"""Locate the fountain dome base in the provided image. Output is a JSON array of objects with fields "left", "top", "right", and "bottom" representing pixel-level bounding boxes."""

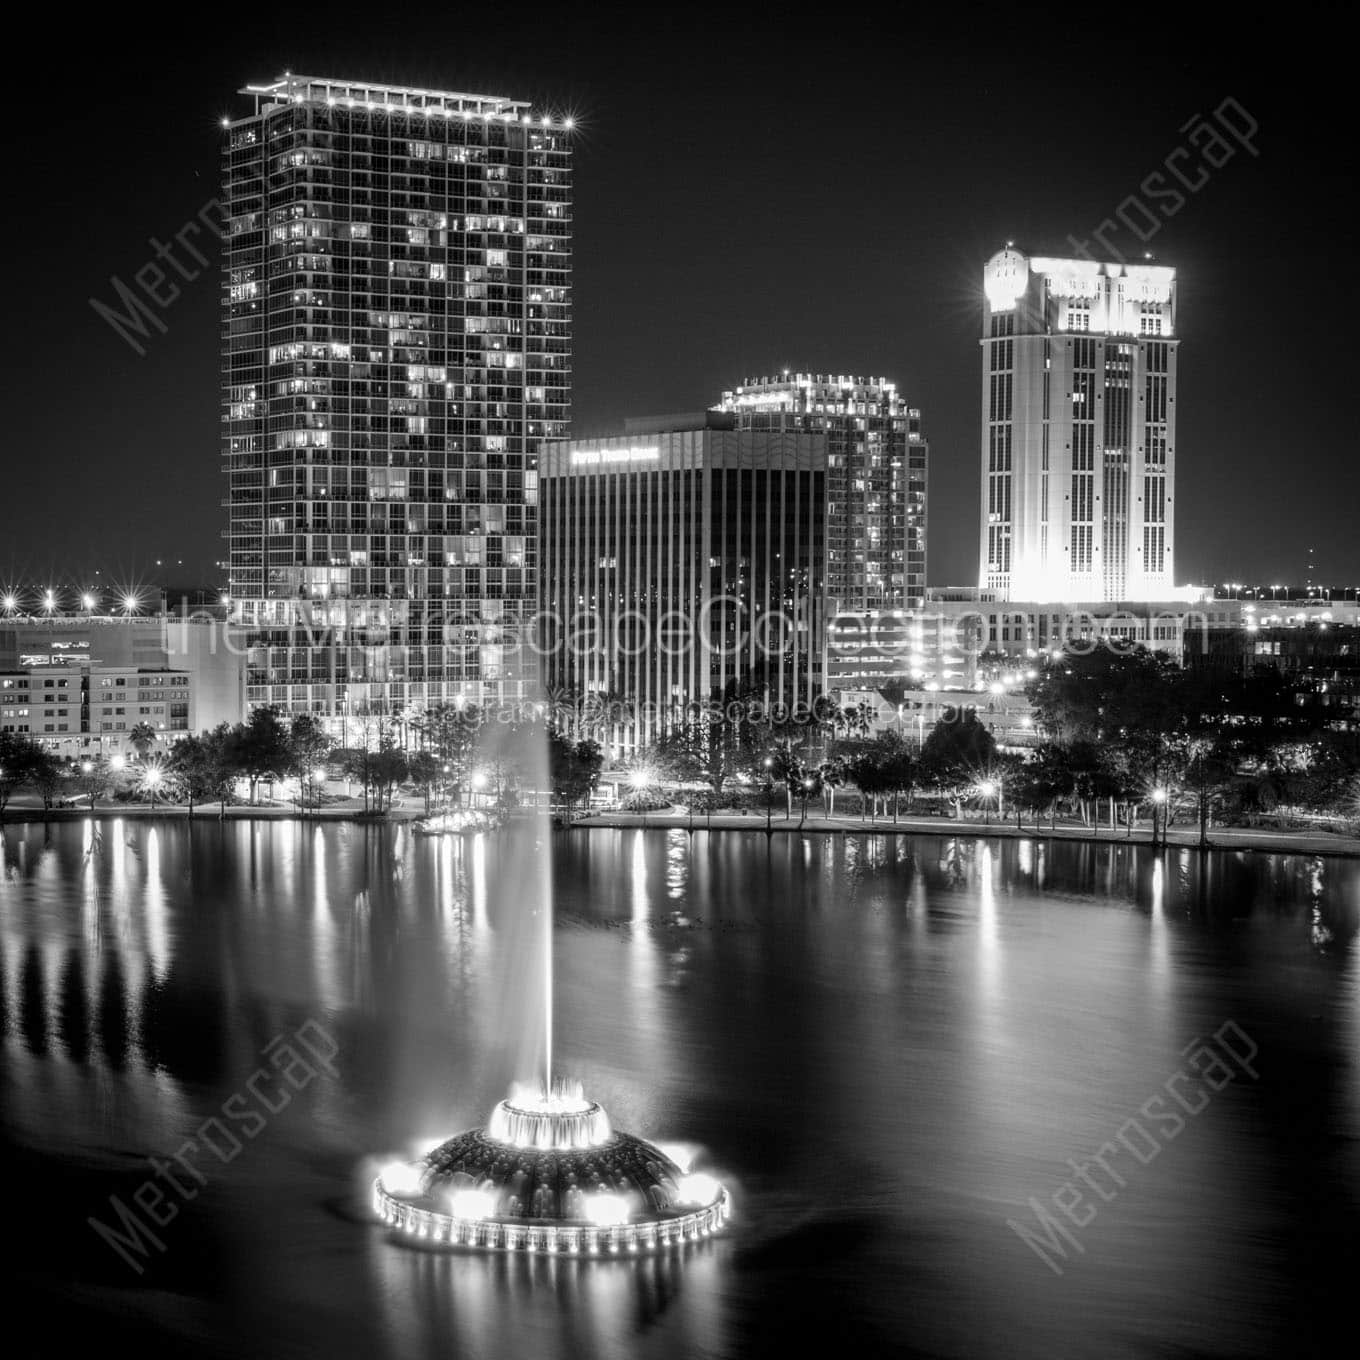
[{"left": 374, "top": 1082, "right": 729, "bottom": 1255}]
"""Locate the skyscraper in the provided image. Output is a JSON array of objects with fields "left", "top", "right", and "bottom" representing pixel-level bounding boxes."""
[
  {"left": 540, "top": 413, "right": 826, "bottom": 753},
  {"left": 222, "top": 74, "right": 571, "bottom": 721},
  {"left": 980, "top": 247, "right": 1177, "bottom": 602},
  {"left": 718, "top": 374, "right": 927, "bottom": 686}
]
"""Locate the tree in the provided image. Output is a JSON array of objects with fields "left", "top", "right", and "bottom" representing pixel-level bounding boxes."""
[
  {"left": 875, "top": 732, "right": 917, "bottom": 823},
  {"left": 1030, "top": 742, "right": 1076, "bottom": 829},
  {"left": 548, "top": 731, "right": 603, "bottom": 820},
  {"left": 1027, "top": 647, "right": 1182, "bottom": 746},
  {"left": 1176, "top": 736, "right": 1236, "bottom": 848},
  {"left": 76, "top": 756, "right": 113, "bottom": 811},
  {"left": 345, "top": 737, "right": 408, "bottom": 815},
  {"left": 0, "top": 732, "right": 43, "bottom": 819},
  {"left": 288, "top": 714, "right": 334, "bottom": 815},
  {"left": 169, "top": 734, "right": 235, "bottom": 817},
  {"left": 796, "top": 766, "right": 822, "bottom": 826},
  {"left": 235, "top": 706, "right": 292, "bottom": 804},
  {"left": 819, "top": 753, "right": 848, "bottom": 816},
  {"left": 920, "top": 712, "right": 997, "bottom": 816},
  {"left": 651, "top": 716, "right": 752, "bottom": 801},
  {"left": 30, "top": 749, "right": 65, "bottom": 816},
  {"left": 409, "top": 702, "right": 481, "bottom": 803},
  {"left": 407, "top": 750, "right": 442, "bottom": 814},
  {"left": 205, "top": 724, "right": 241, "bottom": 818},
  {"left": 763, "top": 737, "right": 805, "bottom": 817},
  {"left": 129, "top": 721, "right": 158, "bottom": 760},
  {"left": 842, "top": 741, "right": 889, "bottom": 821}
]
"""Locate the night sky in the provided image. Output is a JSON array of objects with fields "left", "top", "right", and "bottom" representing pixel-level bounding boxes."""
[{"left": 4, "top": 9, "right": 1354, "bottom": 595}]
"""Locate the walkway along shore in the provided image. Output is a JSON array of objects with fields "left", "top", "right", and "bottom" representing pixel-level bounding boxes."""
[
  {"left": 2, "top": 801, "right": 1356, "bottom": 859},
  {"left": 566, "top": 807, "right": 1360, "bottom": 859}
]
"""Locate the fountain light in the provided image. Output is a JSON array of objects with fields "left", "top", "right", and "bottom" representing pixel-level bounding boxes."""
[
  {"left": 378, "top": 1161, "right": 426, "bottom": 1198},
  {"left": 676, "top": 1172, "right": 721, "bottom": 1207},
  {"left": 372, "top": 1081, "right": 730, "bottom": 1256},
  {"left": 584, "top": 1193, "right": 631, "bottom": 1227},
  {"left": 448, "top": 1189, "right": 496, "bottom": 1221}
]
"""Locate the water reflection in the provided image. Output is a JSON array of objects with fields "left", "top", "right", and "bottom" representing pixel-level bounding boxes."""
[
  {"left": 369, "top": 1235, "right": 725, "bottom": 1360},
  {"left": 1, "top": 821, "right": 1359, "bottom": 1359}
]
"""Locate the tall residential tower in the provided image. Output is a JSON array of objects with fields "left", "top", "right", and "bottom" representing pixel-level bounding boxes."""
[
  {"left": 980, "top": 248, "right": 1177, "bottom": 602},
  {"left": 222, "top": 74, "right": 571, "bottom": 720},
  {"left": 719, "top": 374, "right": 927, "bottom": 686}
]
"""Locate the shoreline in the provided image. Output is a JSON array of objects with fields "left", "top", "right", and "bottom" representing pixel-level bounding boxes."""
[
  {"left": 4, "top": 803, "right": 1356, "bottom": 859},
  {"left": 566, "top": 809, "right": 1360, "bottom": 859}
]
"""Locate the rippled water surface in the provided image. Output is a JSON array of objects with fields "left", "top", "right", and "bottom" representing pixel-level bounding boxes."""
[{"left": 1, "top": 819, "right": 1357, "bottom": 1358}]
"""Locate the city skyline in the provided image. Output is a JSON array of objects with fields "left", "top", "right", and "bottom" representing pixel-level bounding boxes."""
[{"left": 5, "top": 12, "right": 1354, "bottom": 594}]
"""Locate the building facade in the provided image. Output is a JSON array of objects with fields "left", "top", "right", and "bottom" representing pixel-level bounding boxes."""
[
  {"left": 540, "top": 418, "right": 827, "bottom": 752},
  {"left": 0, "top": 617, "right": 246, "bottom": 755},
  {"left": 222, "top": 74, "right": 571, "bottom": 722},
  {"left": 718, "top": 374, "right": 927, "bottom": 687},
  {"left": 980, "top": 248, "right": 1178, "bottom": 602}
]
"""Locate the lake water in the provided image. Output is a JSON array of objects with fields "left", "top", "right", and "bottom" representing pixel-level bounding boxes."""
[{"left": 1, "top": 818, "right": 1357, "bottom": 1358}]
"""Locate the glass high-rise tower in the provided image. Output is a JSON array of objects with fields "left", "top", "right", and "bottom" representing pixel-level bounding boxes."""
[{"left": 222, "top": 74, "right": 571, "bottom": 721}]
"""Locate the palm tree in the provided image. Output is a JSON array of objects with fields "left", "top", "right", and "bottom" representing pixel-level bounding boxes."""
[{"left": 129, "top": 722, "right": 157, "bottom": 761}]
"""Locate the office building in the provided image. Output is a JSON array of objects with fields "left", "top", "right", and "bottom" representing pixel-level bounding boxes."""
[
  {"left": 539, "top": 415, "right": 826, "bottom": 752},
  {"left": 980, "top": 247, "right": 1178, "bottom": 602},
  {"left": 222, "top": 74, "right": 571, "bottom": 721},
  {"left": 718, "top": 374, "right": 927, "bottom": 687}
]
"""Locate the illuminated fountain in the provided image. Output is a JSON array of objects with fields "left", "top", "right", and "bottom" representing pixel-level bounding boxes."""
[
  {"left": 373, "top": 724, "right": 729, "bottom": 1256},
  {"left": 373, "top": 1078, "right": 729, "bottom": 1255}
]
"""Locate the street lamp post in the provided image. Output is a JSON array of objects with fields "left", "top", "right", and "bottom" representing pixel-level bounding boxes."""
[
  {"left": 763, "top": 757, "right": 774, "bottom": 835},
  {"left": 145, "top": 766, "right": 162, "bottom": 811},
  {"left": 979, "top": 779, "right": 998, "bottom": 826}
]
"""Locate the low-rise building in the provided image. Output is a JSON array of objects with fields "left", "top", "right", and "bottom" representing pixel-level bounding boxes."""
[{"left": 0, "top": 615, "right": 246, "bottom": 755}]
